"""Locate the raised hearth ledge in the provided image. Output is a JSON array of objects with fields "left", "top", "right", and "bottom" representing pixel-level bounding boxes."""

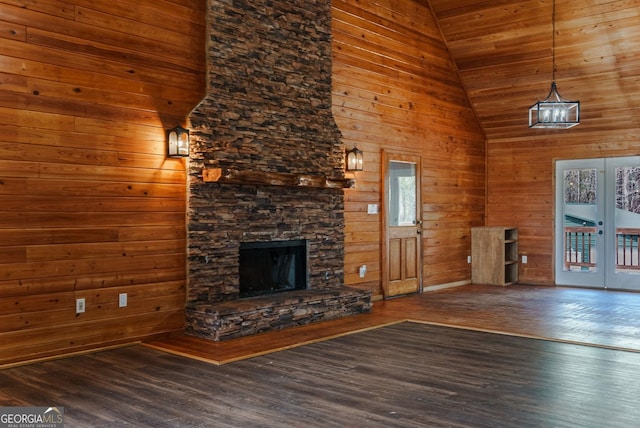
[
  {"left": 202, "top": 168, "right": 355, "bottom": 189},
  {"left": 185, "top": 287, "right": 372, "bottom": 341}
]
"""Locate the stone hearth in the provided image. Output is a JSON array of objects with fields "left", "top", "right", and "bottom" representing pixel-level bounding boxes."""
[
  {"left": 184, "top": 0, "right": 371, "bottom": 341},
  {"left": 186, "top": 288, "right": 371, "bottom": 341}
]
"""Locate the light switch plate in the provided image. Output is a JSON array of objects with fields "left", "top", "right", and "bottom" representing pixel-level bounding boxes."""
[{"left": 359, "top": 265, "right": 367, "bottom": 278}]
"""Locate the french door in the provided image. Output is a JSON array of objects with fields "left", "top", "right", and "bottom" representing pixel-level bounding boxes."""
[
  {"left": 382, "top": 151, "right": 422, "bottom": 298},
  {"left": 555, "top": 157, "right": 640, "bottom": 290}
]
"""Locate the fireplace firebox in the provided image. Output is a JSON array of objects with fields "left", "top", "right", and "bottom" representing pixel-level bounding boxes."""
[{"left": 239, "top": 240, "right": 308, "bottom": 298}]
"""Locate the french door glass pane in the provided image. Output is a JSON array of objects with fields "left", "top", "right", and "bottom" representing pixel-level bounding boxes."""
[
  {"left": 615, "top": 166, "right": 640, "bottom": 274},
  {"left": 563, "top": 168, "right": 598, "bottom": 272}
]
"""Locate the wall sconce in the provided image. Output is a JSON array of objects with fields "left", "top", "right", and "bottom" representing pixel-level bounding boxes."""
[
  {"left": 167, "top": 125, "right": 189, "bottom": 157},
  {"left": 346, "top": 145, "right": 364, "bottom": 171}
]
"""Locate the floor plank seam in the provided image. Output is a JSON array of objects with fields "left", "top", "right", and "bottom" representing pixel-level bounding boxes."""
[
  {"left": 143, "top": 316, "right": 640, "bottom": 367},
  {"left": 141, "top": 320, "right": 406, "bottom": 365},
  {"left": 406, "top": 319, "right": 640, "bottom": 354},
  {"left": 0, "top": 342, "right": 140, "bottom": 370}
]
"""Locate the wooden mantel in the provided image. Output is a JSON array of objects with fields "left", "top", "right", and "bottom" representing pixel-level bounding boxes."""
[{"left": 202, "top": 168, "right": 355, "bottom": 189}]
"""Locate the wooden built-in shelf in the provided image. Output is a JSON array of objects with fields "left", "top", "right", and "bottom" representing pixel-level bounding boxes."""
[
  {"left": 471, "top": 227, "right": 519, "bottom": 286},
  {"left": 202, "top": 168, "right": 355, "bottom": 189}
]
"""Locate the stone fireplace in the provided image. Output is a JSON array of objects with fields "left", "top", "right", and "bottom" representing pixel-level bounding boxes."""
[{"left": 183, "top": 0, "right": 371, "bottom": 341}]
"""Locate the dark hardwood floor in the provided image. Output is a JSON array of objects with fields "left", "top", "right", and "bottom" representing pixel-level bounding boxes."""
[
  {"left": 2, "top": 322, "right": 640, "bottom": 427},
  {"left": 2, "top": 284, "right": 640, "bottom": 427}
]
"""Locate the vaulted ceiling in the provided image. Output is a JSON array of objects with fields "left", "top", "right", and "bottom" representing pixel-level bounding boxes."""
[{"left": 429, "top": 0, "right": 640, "bottom": 141}]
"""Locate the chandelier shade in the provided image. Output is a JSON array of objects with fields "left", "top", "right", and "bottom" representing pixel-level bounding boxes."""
[
  {"left": 528, "top": 0, "right": 579, "bottom": 129},
  {"left": 529, "top": 82, "right": 580, "bottom": 128}
]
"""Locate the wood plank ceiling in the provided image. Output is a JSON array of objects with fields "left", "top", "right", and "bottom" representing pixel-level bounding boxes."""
[{"left": 428, "top": 0, "right": 640, "bottom": 141}]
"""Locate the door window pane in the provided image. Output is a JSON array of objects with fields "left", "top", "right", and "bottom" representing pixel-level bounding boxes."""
[
  {"left": 565, "top": 168, "right": 597, "bottom": 203},
  {"left": 563, "top": 168, "right": 598, "bottom": 272},
  {"left": 615, "top": 166, "right": 640, "bottom": 273},
  {"left": 388, "top": 161, "right": 416, "bottom": 227}
]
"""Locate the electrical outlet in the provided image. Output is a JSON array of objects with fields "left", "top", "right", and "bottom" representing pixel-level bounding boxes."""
[
  {"left": 76, "top": 298, "right": 86, "bottom": 314},
  {"left": 119, "top": 293, "right": 127, "bottom": 308},
  {"left": 467, "top": 255, "right": 472, "bottom": 264},
  {"left": 359, "top": 265, "right": 367, "bottom": 278},
  {"left": 522, "top": 255, "right": 528, "bottom": 264}
]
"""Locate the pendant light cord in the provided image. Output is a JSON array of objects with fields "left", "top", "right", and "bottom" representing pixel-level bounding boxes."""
[{"left": 552, "top": 0, "right": 556, "bottom": 82}]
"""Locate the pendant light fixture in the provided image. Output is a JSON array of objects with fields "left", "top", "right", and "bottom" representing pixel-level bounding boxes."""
[{"left": 529, "top": 0, "right": 580, "bottom": 128}]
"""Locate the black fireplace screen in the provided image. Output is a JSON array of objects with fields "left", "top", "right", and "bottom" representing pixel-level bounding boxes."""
[{"left": 239, "top": 240, "right": 308, "bottom": 298}]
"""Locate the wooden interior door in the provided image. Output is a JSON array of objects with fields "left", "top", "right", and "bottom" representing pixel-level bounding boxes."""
[{"left": 382, "top": 151, "right": 422, "bottom": 298}]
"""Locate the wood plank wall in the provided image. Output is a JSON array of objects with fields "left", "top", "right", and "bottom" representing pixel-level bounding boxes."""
[
  {"left": 1, "top": 0, "right": 486, "bottom": 364},
  {"left": 0, "top": 0, "right": 205, "bottom": 365},
  {"left": 487, "top": 132, "right": 640, "bottom": 285},
  {"left": 428, "top": 0, "right": 640, "bottom": 286},
  {"left": 332, "top": 0, "right": 486, "bottom": 299}
]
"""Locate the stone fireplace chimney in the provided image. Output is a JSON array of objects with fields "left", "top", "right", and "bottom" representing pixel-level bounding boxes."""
[{"left": 184, "top": 0, "right": 371, "bottom": 340}]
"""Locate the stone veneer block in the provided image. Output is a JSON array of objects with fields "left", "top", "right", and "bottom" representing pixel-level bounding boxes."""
[{"left": 185, "top": 288, "right": 372, "bottom": 341}]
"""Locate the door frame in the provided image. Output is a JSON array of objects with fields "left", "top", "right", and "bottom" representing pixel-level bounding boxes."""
[{"left": 381, "top": 149, "right": 423, "bottom": 298}]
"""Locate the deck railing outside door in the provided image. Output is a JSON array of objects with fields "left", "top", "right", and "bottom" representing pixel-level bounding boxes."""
[
  {"left": 564, "top": 226, "right": 596, "bottom": 270},
  {"left": 616, "top": 228, "right": 640, "bottom": 271},
  {"left": 564, "top": 226, "right": 640, "bottom": 271}
]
